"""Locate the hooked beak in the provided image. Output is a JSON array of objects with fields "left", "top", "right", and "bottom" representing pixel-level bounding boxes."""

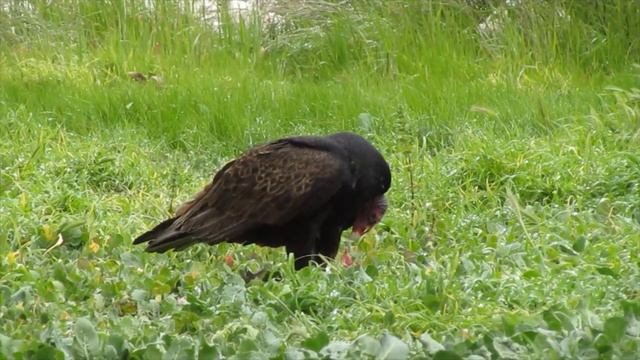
[{"left": 350, "top": 195, "right": 388, "bottom": 239}]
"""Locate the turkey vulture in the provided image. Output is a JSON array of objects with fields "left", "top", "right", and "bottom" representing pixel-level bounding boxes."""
[{"left": 134, "top": 132, "right": 391, "bottom": 269}]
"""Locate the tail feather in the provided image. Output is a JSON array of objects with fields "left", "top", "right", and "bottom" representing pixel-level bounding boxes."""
[
  {"left": 133, "top": 217, "right": 176, "bottom": 245},
  {"left": 133, "top": 217, "right": 198, "bottom": 253},
  {"left": 145, "top": 233, "right": 197, "bottom": 253},
  {"left": 134, "top": 210, "right": 241, "bottom": 253}
]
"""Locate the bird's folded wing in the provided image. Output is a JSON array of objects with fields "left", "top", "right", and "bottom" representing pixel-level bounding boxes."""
[{"left": 171, "top": 142, "right": 349, "bottom": 243}]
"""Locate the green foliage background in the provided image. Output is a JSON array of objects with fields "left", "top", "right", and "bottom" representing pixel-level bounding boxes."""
[{"left": 1, "top": 0, "right": 639, "bottom": 358}]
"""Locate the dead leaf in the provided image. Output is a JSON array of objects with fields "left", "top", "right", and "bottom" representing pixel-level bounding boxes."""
[{"left": 127, "top": 71, "right": 147, "bottom": 82}]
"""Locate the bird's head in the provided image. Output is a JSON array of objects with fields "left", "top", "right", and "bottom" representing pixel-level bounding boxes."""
[
  {"left": 351, "top": 194, "right": 388, "bottom": 237},
  {"left": 351, "top": 159, "right": 390, "bottom": 237},
  {"left": 328, "top": 132, "right": 391, "bottom": 238}
]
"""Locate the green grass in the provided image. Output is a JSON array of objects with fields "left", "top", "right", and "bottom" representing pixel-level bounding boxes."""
[{"left": 1, "top": 0, "right": 640, "bottom": 358}]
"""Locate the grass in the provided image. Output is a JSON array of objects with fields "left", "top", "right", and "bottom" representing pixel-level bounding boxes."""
[{"left": 1, "top": 0, "right": 640, "bottom": 358}]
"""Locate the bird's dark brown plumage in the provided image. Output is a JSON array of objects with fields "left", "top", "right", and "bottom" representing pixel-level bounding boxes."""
[{"left": 133, "top": 132, "right": 391, "bottom": 269}]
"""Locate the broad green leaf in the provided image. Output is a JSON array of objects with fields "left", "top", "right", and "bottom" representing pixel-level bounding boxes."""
[
  {"left": 120, "top": 252, "right": 142, "bottom": 267},
  {"left": 492, "top": 338, "right": 520, "bottom": 359},
  {"left": 30, "top": 343, "right": 65, "bottom": 360},
  {"left": 261, "top": 330, "right": 282, "bottom": 352},
  {"left": 621, "top": 300, "right": 640, "bottom": 318},
  {"left": 320, "top": 341, "right": 350, "bottom": 358},
  {"left": 365, "top": 264, "right": 379, "bottom": 278},
  {"left": 377, "top": 334, "right": 409, "bottom": 360},
  {"left": 59, "top": 220, "right": 89, "bottom": 249},
  {"left": 131, "top": 289, "right": 148, "bottom": 301},
  {"left": 354, "top": 335, "right": 380, "bottom": 356},
  {"left": 466, "top": 355, "right": 487, "bottom": 360},
  {"left": 107, "top": 334, "right": 127, "bottom": 357},
  {"left": 433, "top": 350, "right": 463, "bottom": 360},
  {"left": 0, "top": 334, "right": 22, "bottom": 358},
  {"left": 237, "top": 338, "right": 259, "bottom": 353},
  {"left": 199, "top": 343, "right": 221, "bottom": 359},
  {"left": 596, "top": 267, "right": 619, "bottom": 278},
  {"left": 140, "top": 345, "right": 163, "bottom": 360},
  {"left": 104, "top": 345, "right": 119, "bottom": 359},
  {"left": 543, "top": 310, "right": 563, "bottom": 331},
  {"left": 626, "top": 317, "right": 640, "bottom": 337},
  {"left": 603, "top": 316, "right": 627, "bottom": 342},
  {"left": 163, "top": 337, "right": 195, "bottom": 360},
  {"left": 572, "top": 236, "right": 587, "bottom": 252},
  {"left": 302, "top": 332, "right": 329, "bottom": 352},
  {"left": 284, "top": 348, "right": 307, "bottom": 360},
  {"left": 74, "top": 318, "right": 99, "bottom": 353},
  {"left": 419, "top": 332, "right": 445, "bottom": 354}
]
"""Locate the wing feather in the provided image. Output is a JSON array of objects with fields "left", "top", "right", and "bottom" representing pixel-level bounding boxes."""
[{"left": 169, "top": 140, "right": 349, "bottom": 245}]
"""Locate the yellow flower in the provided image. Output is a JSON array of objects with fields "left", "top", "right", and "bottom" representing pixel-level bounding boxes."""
[
  {"left": 42, "top": 224, "right": 56, "bottom": 242},
  {"left": 89, "top": 239, "right": 100, "bottom": 253},
  {"left": 6, "top": 251, "right": 19, "bottom": 265}
]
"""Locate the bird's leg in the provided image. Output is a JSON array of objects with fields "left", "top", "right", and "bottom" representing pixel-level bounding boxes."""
[
  {"left": 285, "top": 221, "right": 324, "bottom": 270},
  {"left": 286, "top": 239, "right": 317, "bottom": 270},
  {"left": 316, "top": 225, "right": 341, "bottom": 264},
  {"left": 285, "top": 207, "right": 335, "bottom": 270}
]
